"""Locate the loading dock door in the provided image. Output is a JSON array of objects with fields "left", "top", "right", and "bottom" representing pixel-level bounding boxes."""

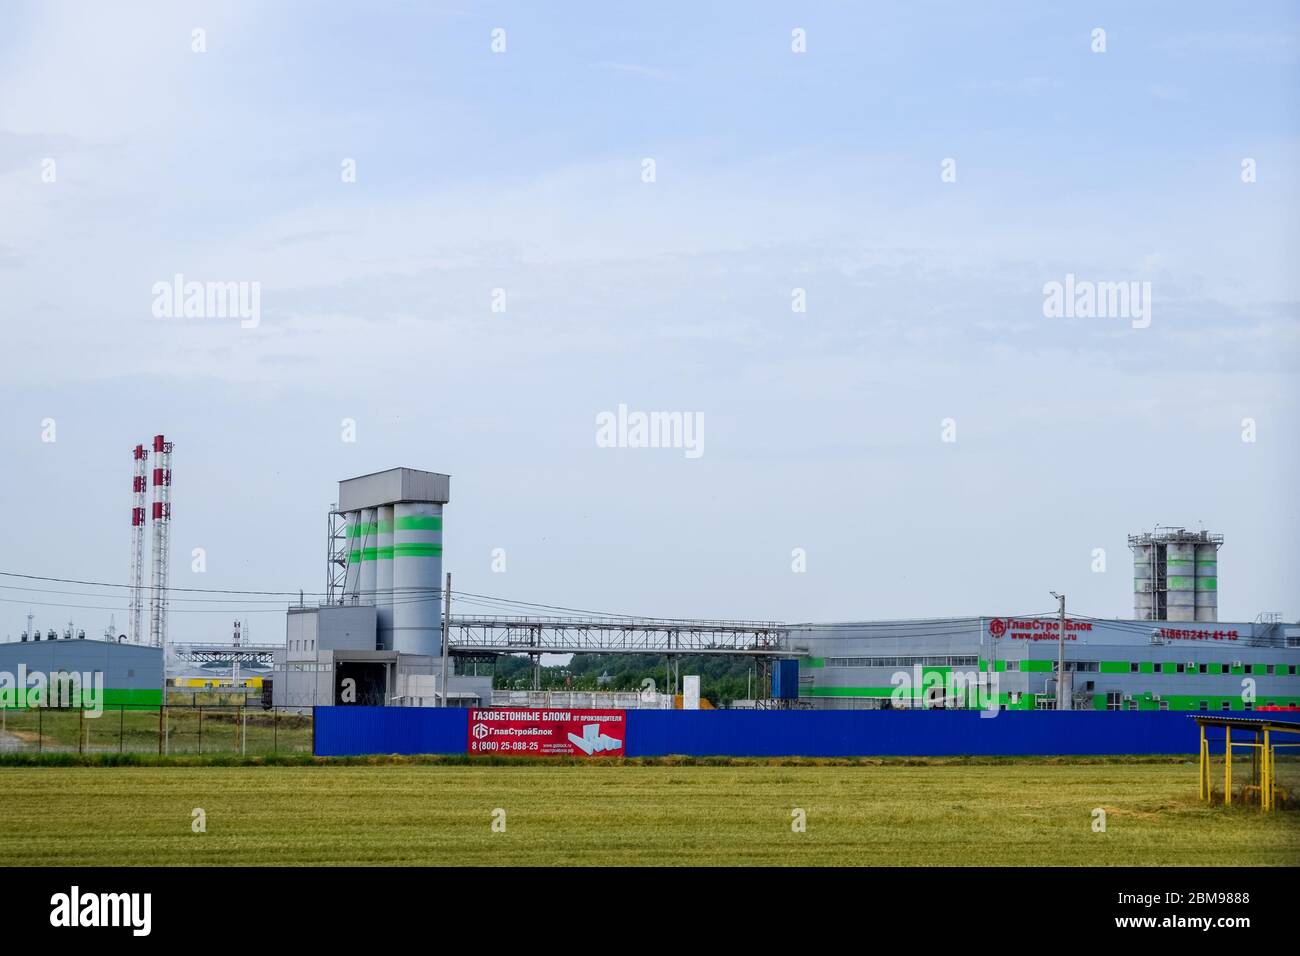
[{"left": 336, "top": 661, "right": 387, "bottom": 705}]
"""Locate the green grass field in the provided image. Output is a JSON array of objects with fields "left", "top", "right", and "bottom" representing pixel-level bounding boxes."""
[
  {"left": 0, "top": 708, "right": 312, "bottom": 755},
  {"left": 1, "top": 760, "right": 1296, "bottom": 865}
]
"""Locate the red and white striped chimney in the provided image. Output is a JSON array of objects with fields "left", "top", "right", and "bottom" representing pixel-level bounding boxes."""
[
  {"left": 147, "top": 435, "right": 174, "bottom": 648},
  {"left": 128, "top": 443, "right": 149, "bottom": 643}
]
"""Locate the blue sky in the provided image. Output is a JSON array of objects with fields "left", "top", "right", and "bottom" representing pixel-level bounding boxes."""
[{"left": 1, "top": 1, "right": 1297, "bottom": 640}]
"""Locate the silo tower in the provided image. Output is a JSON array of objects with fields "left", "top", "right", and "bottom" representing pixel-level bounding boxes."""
[
  {"left": 1128, "top": 527, "right": 1223, "bottom": 622},
  {"left": 334, "top": 468, "right": 450, "bottom": 655}
]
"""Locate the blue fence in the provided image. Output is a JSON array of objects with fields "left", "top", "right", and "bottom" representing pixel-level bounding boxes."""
[
  {"left": 314, "top": 706, "right": 467, "bottom": 756},
  {"left": 314, "top": 707, "right": 1300, "bottom": 757},
  {"left": 628, "top": 710, "right": 1261, "bottom": 757}
]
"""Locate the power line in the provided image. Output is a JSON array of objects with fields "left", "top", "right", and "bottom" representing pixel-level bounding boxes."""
[{"left": 0, "top": 570, "right": 325, "bottom": 597}]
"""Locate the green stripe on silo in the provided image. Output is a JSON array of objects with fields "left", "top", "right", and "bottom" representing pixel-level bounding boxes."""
[
  {"left": 378, "top": 519, "right": 394, "bottom": 533},
  {"left": 360, "top": 547, "right": 379, "bottom": 561},
  {"left": 1167, "top": 576, "right": 1195, "bottom": 588},
  {"left": 347, "top": 523, "right": 378, "bottom": 537},
  {"left": 393, "top": 543, "right": 443, "bottom": 557},
  {"left": 348, "top": 550, "right": 361, "bottom": 563},
  {"left": 1195, "top": 577, "right": 1217, "bottom": 590},
  {"left": 1166, "top": 558, "right": 1192, "bottom": 567},
  {"left": 394, "top": 516, "right": 443, "bottom": 531},
  {"left": 377, "top": 546, "right": 394, "bottom": 559},
  {"left": 1195, "top": 560, "right": 1216, "bottom": 566}
]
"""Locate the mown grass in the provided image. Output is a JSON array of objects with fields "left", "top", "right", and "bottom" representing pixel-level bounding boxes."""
[{"left": 0, "top": 761, "right": 1295, "bottom": 866}]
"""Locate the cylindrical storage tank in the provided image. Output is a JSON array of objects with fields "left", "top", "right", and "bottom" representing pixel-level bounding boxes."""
[
  {"left": 1166, "top": 542, "right": 1196, "bottom": 621},
  {"left": 391, "top": 502, "right": 443, "bottom": 656},
  {"left": 343, "top": 511, "right": 362, "bottom": 603},
  {"left": 1194, "top": 543, "right": 1218, "bottom": 623},
  {"left": 376, "top": 505, "right": 394, "bottom": 650},
  {"left": 357, "top": 507, "right": 378, "bottom": 615},
  {"left": 1132, "top": 545, "right": 1154, "bottom": 619}
]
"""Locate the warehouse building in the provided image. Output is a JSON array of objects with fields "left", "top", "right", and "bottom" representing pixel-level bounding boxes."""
[
  {"left": 789, "top": 615, "right": 1300, "bottom": 711},
  {"left": 0, "top": 636, "right": 162, "bottom": 709}
]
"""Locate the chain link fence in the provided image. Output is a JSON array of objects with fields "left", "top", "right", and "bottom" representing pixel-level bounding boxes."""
[{"left": 0, "top": 706, "right": 313, "bottom": 756}]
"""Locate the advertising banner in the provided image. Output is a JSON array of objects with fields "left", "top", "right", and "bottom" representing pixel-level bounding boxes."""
[{"left": 468, "top": 708, "right": 626, "bottom": 756}]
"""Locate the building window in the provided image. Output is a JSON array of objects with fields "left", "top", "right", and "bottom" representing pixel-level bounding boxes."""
[
  {"left": 1129, "top": 662, "right": 1139, "bottom": 673},
  {"left": 1159, "top": 700, "right": 1169, "bottom": 711},
  {"left": 1221, "top": 701, "right": 1231, "bottom": 711},
  {"left": 1290, "top": 666, "right": 1297, "bottom": 676},
  {"left": 1243, "top": 702, "right": 1253, "bottom": 712},
  {"left": 1265, "top": 664, "right": 1275, "bottom": 675},
  {"left": 1106, "top": 692, "right": 1122, "bottom": 712},
  {"left": 1176, "top": 663, "right": 1185, "bottom": 674},
  {"left": 1198, "top": 664, "right": 1208, "bottom": 674},
  {"left": 1005, "top": 660, "right": 1020, "bottom": 672},
  {"left": 1199, "top": 701, "right": 1208, "bottom": 711},
  {"left": 1127, "top": 700, "right": 1138, "bottom": 711},
  {"left": 1244, "top": 664, "right": 1253, "bottom": 674}
]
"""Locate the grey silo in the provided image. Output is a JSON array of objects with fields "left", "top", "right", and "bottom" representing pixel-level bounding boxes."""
[
  {"left": 376, "top": 504, "right": 394, "bottom": 650},
  {"left": 1195, "top": 542, "right": 1219, "bottom": 622},
  {"left": 392, "top": 502, "right": 443, "bottom": 655}
]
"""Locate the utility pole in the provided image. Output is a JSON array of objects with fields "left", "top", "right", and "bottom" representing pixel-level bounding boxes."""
[
  {"left": 1050, "top": 591, "right": 1067, "bottom": 710},
  {"left": 440, "top": 572, "right": 451, "bottom": 707}
]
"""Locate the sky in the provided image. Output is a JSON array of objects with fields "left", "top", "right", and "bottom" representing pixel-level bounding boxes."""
[{"left": 1, "top": 1, "right": 1297, "bottom": 642}]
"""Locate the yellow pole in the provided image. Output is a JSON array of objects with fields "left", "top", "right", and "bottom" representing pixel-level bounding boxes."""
[
  {"left": 1199, "top": 725, "right": 1207, "bottom": 801},
  {"left": 1262, "top": 728, "right": 1271, "bottom": 812},
  {"left": 1224, "top": 726, "right": 1232, "bottom": 807}
]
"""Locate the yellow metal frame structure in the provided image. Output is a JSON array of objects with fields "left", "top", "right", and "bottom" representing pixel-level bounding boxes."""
[{"left": 1195, "top": 716, "right": 1300, "bottom": 812}]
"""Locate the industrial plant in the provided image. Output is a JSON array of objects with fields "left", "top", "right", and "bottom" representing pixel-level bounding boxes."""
[{"left": 2, "top": 451, "right": 1297, "bottom": 717}]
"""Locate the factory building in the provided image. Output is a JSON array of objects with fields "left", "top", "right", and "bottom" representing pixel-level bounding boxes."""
[
  {"left": 271, "top": 468, "right": 492, "bottom": 709},
  {"left": 790, "top": 616, "right": 1300, "bottom": 711},
  {"left": 0, "top": 636, "right": 163, "bottom": 709}
]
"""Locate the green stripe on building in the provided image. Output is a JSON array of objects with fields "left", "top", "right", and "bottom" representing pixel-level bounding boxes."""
[
  {"left": 376, "top": 546, "right": 394, "bottom": 559},
  {"left": 393, "top": 543, "right": 443, "bottom": 557},
  {"left": 394, "top": 516, "right": 442, "bottom": 531}
]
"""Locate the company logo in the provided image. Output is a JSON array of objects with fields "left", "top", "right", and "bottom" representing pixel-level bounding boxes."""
[
  {"left": 471, "top": 722, "right": 489, "bottom": 740},
  {"left": 49, "top": 886, "right": 151, "bottom": 936},
  {"left": 988, "top": 617, "right": 1091, "bottom": 641}
]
